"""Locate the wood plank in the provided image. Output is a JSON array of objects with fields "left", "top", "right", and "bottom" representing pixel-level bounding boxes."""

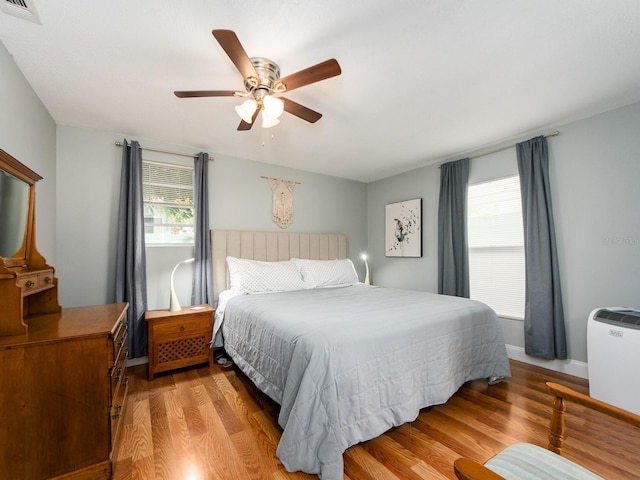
[{"left": 112, "top": 360, "right": 640, "bottom": 480}]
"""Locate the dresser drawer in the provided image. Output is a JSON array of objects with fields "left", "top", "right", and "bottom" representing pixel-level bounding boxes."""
[
  {"left": 37, "top": 270, "right": 55, "bottom": 287},
  {"left": 110, "top": 364, "right": 128, "bottom": 451},
  {"left": 110, "top": 343, "right": 128, "bottom": 400},
  {"left": 17, "top": 273, "right": 38, "bottom": 290},
  {"left": 17, "top": 269, "right": 55, "bottom": 292},
  {"left": 112, "top": 319, "right": 128, "bottom": 362}
]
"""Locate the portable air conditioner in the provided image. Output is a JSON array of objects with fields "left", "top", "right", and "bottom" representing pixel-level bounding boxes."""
[{"left": 587, "top": 307, "right": 640, "bottom": 415}]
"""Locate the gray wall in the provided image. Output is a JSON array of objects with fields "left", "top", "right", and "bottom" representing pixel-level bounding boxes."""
[
  {"left": 55, "top": 126, "right": 368, "bottom": 311},
  {"left": 0, "top": 40, "right": 57, "bottom": 263},
  {"left": 5, "top": 35, "right": 640, "bottom": 372},
  {"left": 2, "top": 35, "right": 367, "bottom": 321},
  {"left": 367, "top": 101, "right": 640, "bottom": 365}
]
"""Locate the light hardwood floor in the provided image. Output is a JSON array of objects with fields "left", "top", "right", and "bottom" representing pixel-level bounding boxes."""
[{"left": 112, "top": 359, "right": 640, "bottom": 479}]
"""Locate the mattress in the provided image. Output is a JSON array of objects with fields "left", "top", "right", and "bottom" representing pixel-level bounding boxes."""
[{"left": 218, "top": 284, "right": 511, "bottom": 479}]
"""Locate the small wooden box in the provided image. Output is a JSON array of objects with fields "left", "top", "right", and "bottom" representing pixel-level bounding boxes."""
[{"left": 145, "top": 304, "right": 214, "bottom": 380}]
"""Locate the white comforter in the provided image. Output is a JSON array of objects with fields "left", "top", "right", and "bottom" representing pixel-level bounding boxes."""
[{"left": 217, "top": 284, "right": 511, "bottom": 480}]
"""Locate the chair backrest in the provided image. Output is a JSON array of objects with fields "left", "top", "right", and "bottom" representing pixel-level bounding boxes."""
[
  {"left": 453, "top": 381, "right": 640, "bottom": 480},
  {"left": 545, "top": 381, "right": 640, "bottom": 455}
]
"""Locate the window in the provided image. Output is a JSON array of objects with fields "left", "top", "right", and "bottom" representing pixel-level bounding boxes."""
[
  {"left": 467, "top": 175, "right": 525, "bottom": 319},
  {"left": 142, "top": 160, "right": 194, "bottom": 245}
]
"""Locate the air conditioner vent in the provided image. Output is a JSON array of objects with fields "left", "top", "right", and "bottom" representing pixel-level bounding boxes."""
[{"left": 1, "top": 0, "right": 41, "bottom": 24}]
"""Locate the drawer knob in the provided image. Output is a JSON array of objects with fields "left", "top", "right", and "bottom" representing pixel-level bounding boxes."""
[
  {"left": 25, "top": 280, "right": 34, "bottom": 288},
  {"left": 44, "top": 276, "right": 52, "bottom": 284},
  {"left": 180, "top": 325, "right": 185, "bottom": 332}
]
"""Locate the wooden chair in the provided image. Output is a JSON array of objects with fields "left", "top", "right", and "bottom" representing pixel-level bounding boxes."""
[{"left": 453, "top": 381, "right": 640, "bottom": 480}]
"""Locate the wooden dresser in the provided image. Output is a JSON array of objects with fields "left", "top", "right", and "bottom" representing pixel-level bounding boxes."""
[
  {"left": 0, "top": 303, "right": 129, "bottom": 479},
  {"left": 0, "top": 149, "right": 130, "bottom": 477}
]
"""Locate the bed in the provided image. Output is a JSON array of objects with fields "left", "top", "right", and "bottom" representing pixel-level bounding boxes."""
[{"left": 211, "top": 230, "right": 511, "bottom": 480}]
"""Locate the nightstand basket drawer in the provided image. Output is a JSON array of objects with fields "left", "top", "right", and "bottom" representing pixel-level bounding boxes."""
[{"left": 155, "top": 334, "right": 210, "bottom": 366}]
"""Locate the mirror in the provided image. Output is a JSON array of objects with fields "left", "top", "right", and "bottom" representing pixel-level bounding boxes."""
[
  {"left": 0, "top": 148, "right": 42, "bottom": 268},
  {"left": 0, "top": 148, "right": 59, "bottom": 335},
  {"left": 0, "top": 168, "right": 30, "bottom": 258}
]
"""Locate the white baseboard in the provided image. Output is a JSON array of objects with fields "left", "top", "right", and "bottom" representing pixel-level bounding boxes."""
[
  {"left": 127, "top": 356, "right": 148, "bottom": 367},
  {"left": 506, "top": 344, "right": 589, "bottom": 379}
]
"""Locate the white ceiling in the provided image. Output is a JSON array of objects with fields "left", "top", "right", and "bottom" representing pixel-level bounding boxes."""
[{"left": 1, "top": 1, "right": 640, "bottom": 183}]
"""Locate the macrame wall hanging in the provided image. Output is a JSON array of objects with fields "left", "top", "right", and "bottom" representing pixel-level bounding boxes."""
[{"left": 262, "top": 176, "right": 300, "bottom": 229}]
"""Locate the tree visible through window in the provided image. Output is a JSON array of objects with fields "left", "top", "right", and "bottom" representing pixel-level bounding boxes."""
[
  {"left": 142, "top": 160, "right": 194, "bottom": 245},
  {"left": 467, "top": 175, "right": 525, "bottom": 319}
]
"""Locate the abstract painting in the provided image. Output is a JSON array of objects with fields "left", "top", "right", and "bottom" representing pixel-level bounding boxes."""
[{"left": 385, "top": 198, "right": 422, "bottom": 257}]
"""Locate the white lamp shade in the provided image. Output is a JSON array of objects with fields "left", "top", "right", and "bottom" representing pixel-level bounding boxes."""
[
  {"left": 261, "top": 110, "right": 280, "bottom": 128},
  {"left": 263, "top": 95, "right": 284, "bottom": 119},
  {"left": 361, "top": 253, "right": 370, "bottom": 285},
  {"left": 169, "top": 258, "right": 195, "bottom": 311},
  {"left": 235, "top": 98, "right": 257, "bottom": 123}
]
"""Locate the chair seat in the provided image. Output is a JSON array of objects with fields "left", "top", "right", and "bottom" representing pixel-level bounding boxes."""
[{"left": 484, "top": 443, "right": 603, "bottom": 480}]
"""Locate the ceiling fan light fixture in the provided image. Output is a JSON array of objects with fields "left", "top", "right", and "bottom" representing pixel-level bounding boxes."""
[
  {"left": 175, "top": 31, "right": 342, "bottom": 131},
  {"left": 235, "top": 98, "right": 257, "bottom": 123},
  {"left": 263, "top": 95, "right": 284, "bottom": 119},
  {"left": 261, "top": 110, "right": 280, "bottom": 128}
]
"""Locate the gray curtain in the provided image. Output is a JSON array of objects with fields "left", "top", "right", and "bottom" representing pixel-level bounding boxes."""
[
  {"left": 115, "top": 139, "right": 148, "bottom": 359},
  {"left": 191, "top": 152, "right": 214, "bottom": 306},
  {"left": 517, "top": 136, "right": 567, "bottom": 360},
  {"left": 437, "top": 158, "right": 470, "bottom": 297}
]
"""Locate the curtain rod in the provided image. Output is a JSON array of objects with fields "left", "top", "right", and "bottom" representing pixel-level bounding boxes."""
[
  {"left": 261, "top": 175, "right": 301, "bottom": 185},
  {"left": 114, "top": 141, "right": 214, "bottom": 161},
  {"left": 439, "top": 131, "right": 560, "bottom": 167}
]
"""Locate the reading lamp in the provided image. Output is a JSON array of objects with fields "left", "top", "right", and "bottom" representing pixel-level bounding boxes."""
[
  {"left": 169, "top": 257, "right": 194, "bottom": 311},
  {"left": 361, "top": 253, "right": 370, "bottom": 285}
]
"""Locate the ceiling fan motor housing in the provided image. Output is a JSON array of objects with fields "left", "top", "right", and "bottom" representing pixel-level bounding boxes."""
[{"left": 245, "top": 57, "right": 281, "bottom": 100}]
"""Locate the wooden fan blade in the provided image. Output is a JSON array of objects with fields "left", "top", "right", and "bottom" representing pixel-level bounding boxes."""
[
  {"left": 275, "top": 58, "right": 341, "bottom": 93},
  {"left": 174, "top": 90, "right": 237, "bottom": 98},
  {"left": 237, "top": 119, "right": 253, "bottom": 131},
  {"left": 283, "top": 98, "right": 323, "bottom": 123},
  {"left": 237, "top": 107, "right": 261, "bottom": 131},
  {"left": 212, "top": 29, "right": 258, "bottom": 80}
]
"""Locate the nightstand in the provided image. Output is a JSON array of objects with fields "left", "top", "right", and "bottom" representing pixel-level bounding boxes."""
[{"left": 145, "top": 304, "right": 214, "bottom": 380}]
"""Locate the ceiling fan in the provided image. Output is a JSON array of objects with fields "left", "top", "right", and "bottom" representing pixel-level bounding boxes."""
[{"left": 174, "top": 29, "right": 342, "bottom": 131}]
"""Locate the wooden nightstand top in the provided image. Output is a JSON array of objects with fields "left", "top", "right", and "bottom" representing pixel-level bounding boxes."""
[{"left": 145, "top": 304, "right": 214, "bottom": 321}]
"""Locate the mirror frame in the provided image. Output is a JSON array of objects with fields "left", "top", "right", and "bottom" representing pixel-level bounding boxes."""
[{"left": 0, "top": 149, "right": 42, "bottom": 269}]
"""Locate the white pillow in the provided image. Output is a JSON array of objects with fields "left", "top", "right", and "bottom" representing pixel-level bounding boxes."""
[
  {"left": 292, "top": 258, "right": 359, "bottom": 288},
  {"left": 226, "top": 257, "right": 306, "bottom": 293}
]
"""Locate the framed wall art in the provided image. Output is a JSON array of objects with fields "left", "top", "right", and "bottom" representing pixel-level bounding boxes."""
[{"left": 385, "top": 198, "right": 422, "bottom": 257}]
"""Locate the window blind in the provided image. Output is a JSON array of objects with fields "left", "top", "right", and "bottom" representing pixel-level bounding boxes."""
[
  {"left": 142, "top": 161, "right": 193, "bottom": 206},
  {"left": 142, "top": 160, "right": 194, "bottom": 245},
  {"left": 468, "top": 175, "right": 525, "bottom": 319}
]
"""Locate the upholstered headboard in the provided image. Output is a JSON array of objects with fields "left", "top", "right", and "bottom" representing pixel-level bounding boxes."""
[{"left": 211, "top": 229, "right": 347, "bottom": 304}]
